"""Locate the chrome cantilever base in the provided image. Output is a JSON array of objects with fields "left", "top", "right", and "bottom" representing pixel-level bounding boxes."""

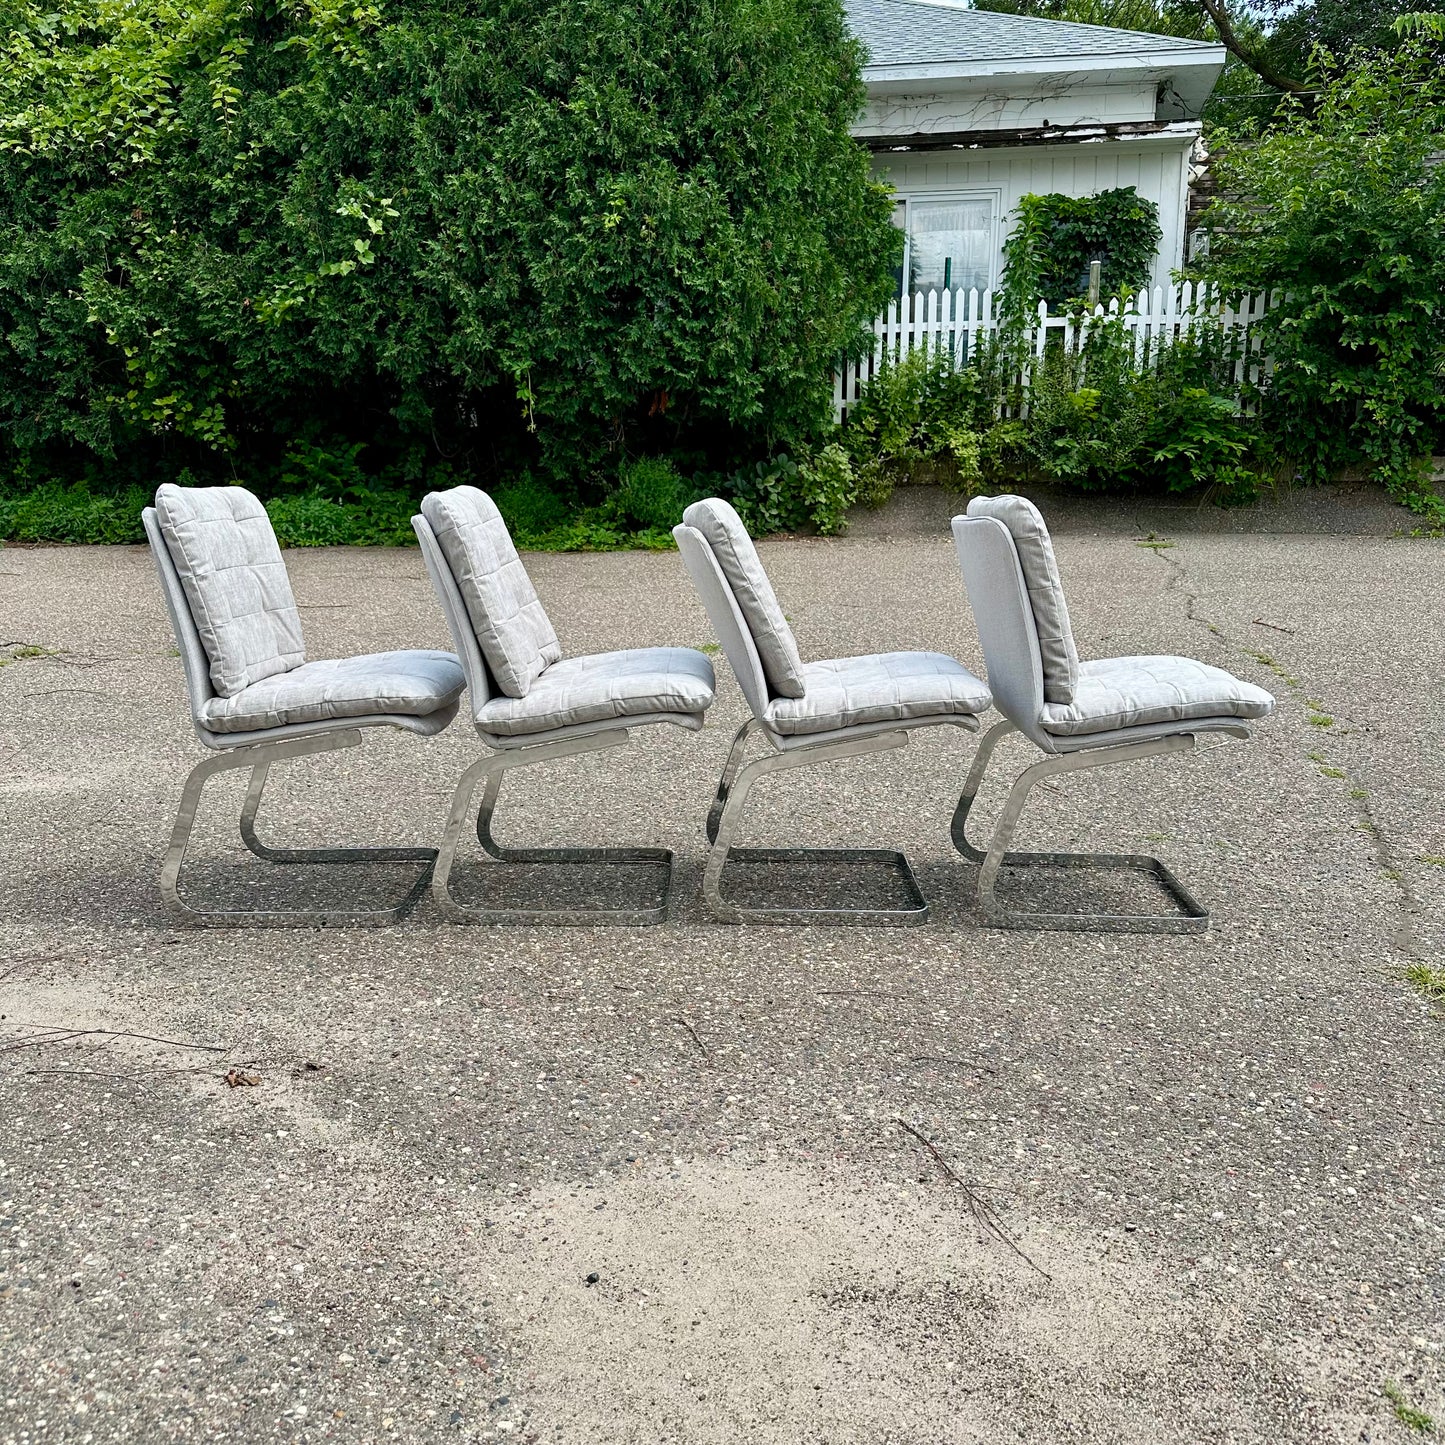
[
  {"left": 952, "top": 719, "right": 1226, "bottom": 935},
  {"left": 162, "top": 730, "right": 436, "bottom": 927},
  {"left": 434, "top": 729, "right": 672, "bottom": 925},
  {"left": 701, "top": 719, "right": 929, "bottom": 926}
]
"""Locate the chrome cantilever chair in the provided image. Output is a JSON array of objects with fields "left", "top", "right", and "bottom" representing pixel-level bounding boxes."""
[
  {"left": 674, "top": 497, "right": 992, "bottom": 925},
  {"left": 413, "top": 486, "right": 716, "bottom": 924},
  {"left": 952, "top": 494, "right": 1275, "bottom": 934},
  {"left": 144, "top": 484, "right": 465, "bottom": 926}
]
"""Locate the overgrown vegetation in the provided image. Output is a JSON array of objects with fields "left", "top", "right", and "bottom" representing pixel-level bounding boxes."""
[
  {"left": 3, "top": 1, "right": 1441, "bottom": 547},
  {"left": 1196, "top": 39, "right": 1445, "bottom": 514},
  {"left": 0, "top": 0, "right": 899, "bottom": 545},
  {"left": 835, "top": 316, "right": 1267, "bottom": 509},
  {"left": 999, "top": 189, "right": 1162, "bottom": 312}
]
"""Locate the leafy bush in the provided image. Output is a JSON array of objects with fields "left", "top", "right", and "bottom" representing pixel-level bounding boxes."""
[
  {"left": 796, "top": 444, "right": 857, "bottom": 535},
  {"left": 265, "top": 492, "right": 361, "bottom": 548},
  {"left": 1000, "top": 189, "right": 1162, "bottom": 313},
  {"left": 723, "top": 447, "right": 861, "bottom": 536},
  {"left": 841, "top": 349, "right": 993, "bottom": 495},
  {"left": 608, "top": 457, "right": 696, "bottom": 532},
  {"left": 838, "top": 322, "right": 1266, "bottom": 504},
  {"left": 1018, "top": 320, "right": 1266, "bottom": 501},
  {"left": 0, "top": 0, "right": 899, "bottom": 506},
  {"left": 0, "top": 481, "right": 147, "bottom": 543},
  {"left": 1198, "top": 39, "right": 1445, "bottom": 507},
  {"left": 492, "top": 475, "right": 573, "bottom": 541},
  {"left": 727, "top": 454, "right": 806, "bottom": 535}
]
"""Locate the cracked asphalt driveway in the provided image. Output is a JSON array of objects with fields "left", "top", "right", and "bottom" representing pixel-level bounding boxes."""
[{"left": 1, "top": 483, "right": 1443, "bottom": 1443}]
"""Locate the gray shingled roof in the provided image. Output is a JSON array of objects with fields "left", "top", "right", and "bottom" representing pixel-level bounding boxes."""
[{"left": 846, "top": 0, "right": 1220, "bottom": 67}]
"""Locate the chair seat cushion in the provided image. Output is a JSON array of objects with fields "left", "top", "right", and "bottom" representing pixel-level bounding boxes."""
[
  {"left": 763, "top": 652, "right": 991, "bottom": 737},
  {"left": 200, "top": 650, "right": 465, "bottom": 734},
  {"left": 1040, "top": 656, "right": 1275, "bottom": 738},
  {"left": 475, "top": 647, "right": 716, "bottom": 738}
]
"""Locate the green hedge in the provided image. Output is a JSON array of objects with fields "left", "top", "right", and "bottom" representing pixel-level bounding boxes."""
[{"left": 0, "top": 0, "right": 899, "bottom": 519}]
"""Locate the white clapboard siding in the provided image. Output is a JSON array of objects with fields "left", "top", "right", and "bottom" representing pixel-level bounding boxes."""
[{"left": 833, "top": 285, "right": 1278, "bottom": 423}]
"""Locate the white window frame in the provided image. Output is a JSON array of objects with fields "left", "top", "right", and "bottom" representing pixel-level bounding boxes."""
[{"left": 893, "top": 188, "right": 1004, "bottom": 300}]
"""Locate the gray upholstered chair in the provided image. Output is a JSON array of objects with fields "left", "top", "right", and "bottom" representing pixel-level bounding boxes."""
[
  {"left": 674, "top": 497, "right": 992, "bottom": 925},
  {"left": 413, "top": 486, "right": 716, "bottom": 924},
  {"left": 144, "top": 484, "right": 465, "bottom": 925},
  {"left": 952, "top": 495, "right": 1275, "bottom": 933}
]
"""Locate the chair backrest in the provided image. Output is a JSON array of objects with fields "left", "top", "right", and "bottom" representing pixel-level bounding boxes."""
[
  {"left": 144, "top": 506, "right": 219, "bottom": 728},
  {"left": 411, "top": 511, "right": 493, "bottom": 713},
  {"left": 952, "top": 513, "right": 1047, "bottom": 739},
  {"left": 418, "top": 486, "right": 561, "bottom": 699},
  {"left": 964, "top": 495, "right": 1078, "bottom": 705},
  {"left": 678, "top": 498, "right": 806, "bottom": 700},
  {"left": 149, "top": 484, "right": 305, "bottom": 700},
  {"left": 673, "top": 522, "right": 772, "bottom": 724}
]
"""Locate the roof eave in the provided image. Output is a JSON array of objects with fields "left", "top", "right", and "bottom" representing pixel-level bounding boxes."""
[{"left": 860, "top": 45, "right": 1227, "bottom": 86}]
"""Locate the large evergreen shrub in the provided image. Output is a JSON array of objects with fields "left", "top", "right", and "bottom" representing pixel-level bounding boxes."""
[{"left": 0, "top": 0, "right": 899, "bottom": 513}]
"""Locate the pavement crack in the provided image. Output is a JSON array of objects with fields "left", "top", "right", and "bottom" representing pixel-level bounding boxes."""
[{"left": 1142, "top": 537, "right": 1421, "bottom": 960}]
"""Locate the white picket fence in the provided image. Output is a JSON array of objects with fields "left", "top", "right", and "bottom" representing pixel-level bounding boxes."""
[{"left": 833, "top": 282, "right": 1278, "bottom": 422}]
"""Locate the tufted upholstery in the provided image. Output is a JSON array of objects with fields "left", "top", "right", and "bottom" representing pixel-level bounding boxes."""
[
  {"left": 680, "top": 498, "right": 806, "bottom": 699},
  {"left": 199, "top": 650, "right": 466, "bottom": 734},
  {"left": 420, "top": 486, "right": 562, "bottom": 698},
  {"left": 1041, "top": 656, "right": 1275, "bottom": 737},
  {"left": 474, "top": 647, "right": 716, "bottom": 738},
  {"left": 762, "top": 652, "right": 991, "bottom": 737},
  {"left": 965, "top": 495, "right": 1078, "bottom": 704},
  {"left": 154, "top": 484, "right": 305, "bottom": 698}
]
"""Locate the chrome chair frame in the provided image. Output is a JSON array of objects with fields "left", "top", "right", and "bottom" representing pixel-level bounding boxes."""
[
  {"left": 414, "top": 512, "right": 689, "bottom": 925},
  {"left": 952, "top": 510, "right": 1261, "bottom": 935},
  {"left": 700, "top": 716, "right": 948, "bottom": 926},
  {"left": 951, "top": 718, "right": 1248, "bottom": 935},
  {"left": 144, "top": 507, "right": 456, "bottom": 928},
  {"left": 676, "top": 519, "right": 982, "bottom": 926}
]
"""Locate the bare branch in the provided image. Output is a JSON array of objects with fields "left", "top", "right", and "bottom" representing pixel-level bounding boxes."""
[
  {"left": 896, "top": 1118, "right": 1052, "bottom": 1280},
  {"left": 1195, "top": 0, "right": 1309, "bottom": 93}
]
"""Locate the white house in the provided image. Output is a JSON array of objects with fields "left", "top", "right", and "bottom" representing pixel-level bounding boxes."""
[{"left": 845, "top": 0, "right": 1226, "bottom": 295}]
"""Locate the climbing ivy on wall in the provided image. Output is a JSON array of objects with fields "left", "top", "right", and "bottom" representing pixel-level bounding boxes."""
[{"left": 999, "top": 187, "right": 1163, "bottom": 314}]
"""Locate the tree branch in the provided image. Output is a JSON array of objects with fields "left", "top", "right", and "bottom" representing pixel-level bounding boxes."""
[{"left": 1196, "top": 0, "right": 1310, "bottom": 94}]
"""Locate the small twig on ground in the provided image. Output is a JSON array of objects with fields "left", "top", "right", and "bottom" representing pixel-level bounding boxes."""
[
  {"left": 25, "top": 1068, "right": 153, "bottom": 1093},
  {"left": 1252, "top": 618, "right": 1297, "bottom": 634},
  {"left": 0, "top": 1026, "right": 226, "bottom": 1055},
  {"left": 674, "top": 1016, "right": 708, "bottom": 1062},
  {"left": 896, "top": 1118, "right": 1051, "bottom": 1281},
  {"left": 910, "top": 1055, "right": 996, "bottom": 1073},
  {"left": 817, "top": 989, "right": 917, "bottom": 1001}
]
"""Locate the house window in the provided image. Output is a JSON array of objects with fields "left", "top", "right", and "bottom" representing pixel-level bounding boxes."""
[{"left": 896, "top": 195, "right": 998, "bottom": 298}]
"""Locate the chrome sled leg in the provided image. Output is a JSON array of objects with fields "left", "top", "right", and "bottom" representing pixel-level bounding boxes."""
[
  {"left": 952, "top": 719, "right": 1212, "bottom": 934},
  {"left": 434, "top": 730, "right": 673, "bottom": 925},
  {"left": 162, "top": 730, "right": 436, "bottom": 927},
  {"left": 702, "top": 719, "right": 929, "bottom": 926}
]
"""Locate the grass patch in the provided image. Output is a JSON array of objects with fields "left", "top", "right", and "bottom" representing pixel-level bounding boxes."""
[
  {"left": 0, "top": 642, "right": 57, "bottom": 667},
  {"left": 1404, "top": 963, "right": 1445, "bottom": 1006},
  {"left": 1318, "top": 765, "right": 1346, "bottom": 779},
  {"left": 1383, "top": 1380, "right": 1436, "bottom": 1433}
]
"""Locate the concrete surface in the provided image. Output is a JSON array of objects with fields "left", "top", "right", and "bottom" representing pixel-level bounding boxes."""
[{"left": 2, "top": 484, "right": 1443, "bottom": 1443}]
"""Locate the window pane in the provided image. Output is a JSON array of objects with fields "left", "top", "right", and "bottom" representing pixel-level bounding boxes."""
[{"left": 907, "top": 199, "right": 993, "bottom": 295}]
